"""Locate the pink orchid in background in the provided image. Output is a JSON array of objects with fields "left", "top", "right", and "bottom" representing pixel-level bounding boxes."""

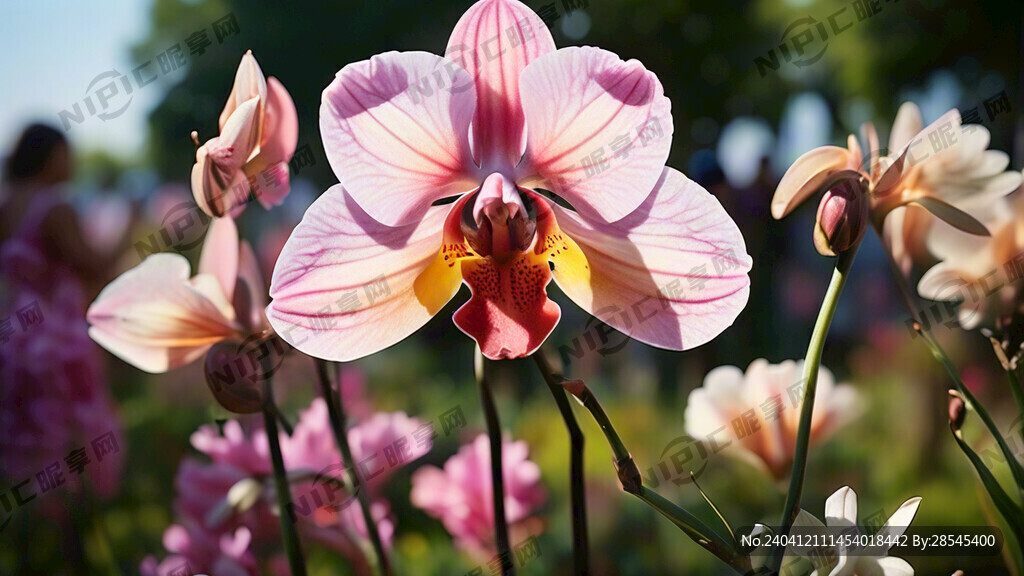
[
  {"left": 684, "top": 359, "right": 861, "bottom": 480},
  {"left": 140, "top": 521, "right": 259, "bottom": 576},
  {"left": 266, "top": 0, "right": 751, "bottom": 361},
  {"left": 192, "top": 51, "right": 299, "bottom": 218},
  {"left": 86, "top": 217, "right": 268, "bottom": 373},
  {"left": 411, "top": 434, "right": 545, "bottom": 559},
  {"left": 146, "top": 396, "right": 430, "bottom": 576},
  {"left": 772, "top": 102, "right": 1021, "bottom": 263}
]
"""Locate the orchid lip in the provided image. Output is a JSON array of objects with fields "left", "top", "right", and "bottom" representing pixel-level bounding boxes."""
[{"left": 460, "top": 186, "right": 538, "bottom": 261}]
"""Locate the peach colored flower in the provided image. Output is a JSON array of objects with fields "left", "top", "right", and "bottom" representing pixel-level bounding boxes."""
[
  {"left": 87, "top": 218, "right": 266, "bottom": 373},
  {"left": 192, "top": 51, "right": 298, "bottom": 218},
  {"left": 684, "top": 359, "right": 860, "bottom": 480},
  {"left": 772, "top": 102, "right": 1020, "bottom": 265}
]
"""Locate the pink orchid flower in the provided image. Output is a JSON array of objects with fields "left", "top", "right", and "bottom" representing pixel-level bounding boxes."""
[
  {"left": 192, "top": 51, "right": 299, "bottom": 218},
  {"left": 87, "top": 217, "right": 268, "bottom": 373},
  {"left": 266, "top": 0, "right": 751, "bottom": 361},
  {"left": 411, "top": 434, "right": 545, "bottom": 559}
]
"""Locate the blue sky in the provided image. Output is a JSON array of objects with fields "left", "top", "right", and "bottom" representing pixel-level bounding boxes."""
[{"left": 0, "top": 0, "right": 157, "bottom": 160}]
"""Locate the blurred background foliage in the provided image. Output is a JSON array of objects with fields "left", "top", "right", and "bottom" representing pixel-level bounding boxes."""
[{"left": 2, "top": 0, "right": 1024, "bottom": 574}]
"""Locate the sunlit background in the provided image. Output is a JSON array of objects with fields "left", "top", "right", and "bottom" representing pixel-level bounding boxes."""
[{"left": 1, "top": 0, "right": 1023, "bottom": 574}]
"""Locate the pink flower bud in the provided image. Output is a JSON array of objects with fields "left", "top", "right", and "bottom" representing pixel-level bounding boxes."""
[
  {"left": 814, "top": 180, "right": 867, "bottom": 256},
  {"left": 948, "top": 392, "right": 966, "bottom": 432}
]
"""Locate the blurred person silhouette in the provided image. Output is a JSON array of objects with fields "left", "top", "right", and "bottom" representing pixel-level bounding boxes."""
[
  {"left": 1, "top": 123, "right": 130, "bottom": 300},
  {"left": 0, "top": 124, "right": 123, "bottom": 567}
]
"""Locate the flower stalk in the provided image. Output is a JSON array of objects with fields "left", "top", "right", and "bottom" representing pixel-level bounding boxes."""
[
  {"left": 475, "top": 347, "right": 514, "bottom": 576},
  {"left": 550, "top": 367, "right": 749, "bottom": 573},
  {"left": 766, "top": 240, "right": 860, "bottom": 574},
  {"left": 532, "top": 351, "right": 589, "bottom": 574},
  {"left": 313, "top": 358, "right": 392, "bottom": 576},
  {"left": 260, "top": 362, "right": 307, "bottom": 576}
]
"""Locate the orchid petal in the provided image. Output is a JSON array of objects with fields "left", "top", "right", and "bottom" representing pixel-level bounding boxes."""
[
  {"left": 902, "top": 109, "right": 961, "bottom": 170},
  {"left": 875, "top": 497, "right": 921, "bottom": 543},
  {"left": 193, "top": 98, "right": 261, "bottom": 218},
  {"left": 548, "top": 168, "right": 751, "bottom": 350},
  {"left": 445, "top": 0, "right": 555, "bottom": 168},
  {"left": 237, "top": 241, "right": 268, "bottom": 332},
  {"left": 771, "top": 146, "right": 853, "bottom": 219},
  {"left": 248, "top": 162, "right": 291, "bottom": 210},
  {"left": 824, "top": 486, "right": 858, "bottom": 527},
  {"left": 320, "top": 51, "right": 478, "bottom": 226},
  {"left": 909, "top": 197, "right": 990, "bottom": 236},
  {"left": 266, "top": 185, "right": 463, "bottom": 362},
  {"left": 199, "top": 216, "right": 240, "bottom": 301},
  {"left": 519, "top": 46, "right": 673, "bottom": 224},
  {"left": 220, "top": 51, "right": 267, "bottom": 132},
  {"left": 857, "top": 556, "right": 915, "bottom": 576},
  {"left": 87, "top": 254, "right": 240, "bottom": 373},
  {"left": 258, "top": 77, "right": 299, "bottom": 166},
  {"left": 889, "top": 102, "right": 922, "bottom": 154}
]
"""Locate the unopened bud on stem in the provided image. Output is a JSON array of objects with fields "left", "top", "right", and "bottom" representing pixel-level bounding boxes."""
[{"left": 814, "top": 180, "right": 867, "bottom": 257}]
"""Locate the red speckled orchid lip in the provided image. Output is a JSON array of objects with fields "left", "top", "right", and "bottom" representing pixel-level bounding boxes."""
[{"left": 264, "top": 0, "right": 752, "bottom": 361}]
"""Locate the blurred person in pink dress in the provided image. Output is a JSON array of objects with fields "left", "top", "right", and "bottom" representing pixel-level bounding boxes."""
[{"left": 0, "top": 124, "right": 125, "bottom": 544}]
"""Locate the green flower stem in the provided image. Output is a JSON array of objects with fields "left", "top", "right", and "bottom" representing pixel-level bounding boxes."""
[
  {"left": 532, "top": 351, "right": 589, "bottom": 575},
  {"left": 948, "top": 424, "right": 1024, "bottom": 544},
  {"left": 1008, "top": 367, "right": 1024, "bottom": 445},
  {"left": 914, "top": 330, "right": 1024, "bottom": 490},
  {"left": 475, "top": 348, "right": 514, "bottom": 576},
  {"left": 313, "top": 358, "right": 391, "bottom": 576},
  {"left": 873, "top": 223, "right": 1024, "bottom": 490},
  {"left": 261, "top": 369, "right": 308, "bottom": 576},
  {"left": 562, "top": 375, "right": 748, "bottom": 573},
  {"left": 766, "top": 243, "right": 859, "bottom": 574}
]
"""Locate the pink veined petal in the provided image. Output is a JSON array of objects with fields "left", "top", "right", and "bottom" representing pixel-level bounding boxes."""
[
  {"left": 444, "top": 0, "right": 556, "bottom": 169},
  {"left": 549, "top": 168, "right": 751, "bottom": 351},
  {"left": 220, "top": 51, "right": 267, "bottom": 132},
  {"left": 320, "top": 51, "right": 479, "bottom": 227},
  {"left": 258, "top": 76, "right": 300, "bottom": 166},
  {"left": 86, "top": 254, "right": 241, "bottom": 373},
  {"left": 771, "top": 146, "right": 853, "bottom": 219},
  {"left": 199, "top": 216, "right": 240, "bottom": 302},
  {"left": 266, "top": 184, "right": 464, "bottom": 362},
  {"left": 519, "top": 46, "right": 673, "bottom": 224}
]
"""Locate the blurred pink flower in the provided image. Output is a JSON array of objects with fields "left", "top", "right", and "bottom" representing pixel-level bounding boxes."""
[
  {"left": 144, "top": 397, "right": 431, "bottom": 574},
  {"left": 266, "top": 0, "right": 751, "bottom": 362},
  {"left": 411, "top": 434, "right": 545, "bottom": 559},
  {"left": 87, "top": 217, "right": 267, "bottom": 373},
  {"left": 0, "top": 290, "right": 123, "bottom": 499},
  {"left": 192, "top": 51, "right": 298, "bottom": 218},
  {"left": 140, "top": 521, "right": 260, "bottom": 576},
  {"left": 684, "top": 359, "right": 861, "bottom": 480}
]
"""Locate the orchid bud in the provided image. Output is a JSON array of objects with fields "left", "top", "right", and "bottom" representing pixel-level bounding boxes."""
[
  {"left": 814, "top": 180, "right": 867, "bottom": 257},
  {"left": 948, "top": 391, "right": 966, "bottom": 432}
]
